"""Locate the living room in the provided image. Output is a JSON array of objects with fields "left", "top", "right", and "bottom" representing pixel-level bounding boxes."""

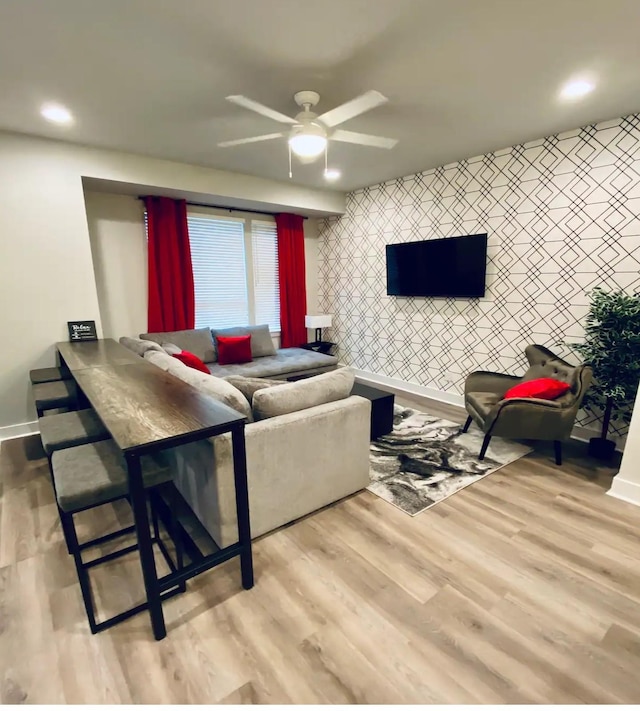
[{"left": 1, "top": 0, "right": 640, "bottom": 704}]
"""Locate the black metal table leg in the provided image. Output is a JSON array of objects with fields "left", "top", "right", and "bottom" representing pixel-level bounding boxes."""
[
  {"left": 126, "top": 452, "right": 167, "bottom": 640},
  {"left": 231, "top": 425, "right": 253, "bottom": 590}
]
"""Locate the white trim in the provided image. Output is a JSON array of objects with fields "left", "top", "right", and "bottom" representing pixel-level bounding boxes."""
[
  {"left": 351, "top": 367, "right": 464, "bottom": 407},
  {"left": 607, "top": 476, "right": 640, "bottom": 507},
  {"left": 350, "top": 366, "right": 620, "bottom": 449},
  {"left": 0, "top": 420, "right": 39, "bottom": 442}
]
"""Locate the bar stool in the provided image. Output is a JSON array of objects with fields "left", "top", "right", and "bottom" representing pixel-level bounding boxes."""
[
  {"left": 33, "top": 379, "right": 78, "bottom": 417},
  {"left": 51, "top": 439, "right": 185, "bottom": 633},
  {"left": 29, "top": 366, "right": 68, "bottom": 384}
]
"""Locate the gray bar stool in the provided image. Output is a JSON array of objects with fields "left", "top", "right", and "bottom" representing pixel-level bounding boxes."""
[
  {"left": 51, "top": 440, "right": 185, "bottom": 634},
  {"left": 33, "top": 379, "right": 78, "bottom": 416},
  {"left": 30, "top": 366, "right": 68, "bottom": 384}
]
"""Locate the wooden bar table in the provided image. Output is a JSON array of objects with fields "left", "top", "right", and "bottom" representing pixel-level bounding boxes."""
[{"left": 56, "top": 339, "right": 254, "bottom": 640}]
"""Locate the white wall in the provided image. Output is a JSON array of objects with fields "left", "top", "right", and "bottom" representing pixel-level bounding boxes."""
[
  {"left": 304, "top": 217, "right": 320, "bottom": 341},
  {"left": 85, "top": 192, "right": 147, "bottom": 339},
  {"left": 0, "top": 131, "right": 344, "bottom": 437},
  {"left": 608, "top": 384, "right": 640, "bottom": 507}
]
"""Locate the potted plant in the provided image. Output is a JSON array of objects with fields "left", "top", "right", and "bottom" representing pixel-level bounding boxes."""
[{"left": 563, "top": 287, "right": 640, "bottom": 460}]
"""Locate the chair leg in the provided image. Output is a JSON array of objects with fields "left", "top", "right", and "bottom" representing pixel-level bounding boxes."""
[
  {"left": 554, "top": 440, "right": 562, "bottom": 466},
  {"left": 63, "top": 510, "right": 98, "bottom": 633},
  {"left": 479, "top": 434, "right": 491, "bottom": 461},
  {"left": 462, "top": 416, "right": 472, "bottom": 433}
]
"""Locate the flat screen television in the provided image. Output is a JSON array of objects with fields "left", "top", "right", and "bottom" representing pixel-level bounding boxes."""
[{"left": 386, "top": 233, "right": 488, "bottom": 298}]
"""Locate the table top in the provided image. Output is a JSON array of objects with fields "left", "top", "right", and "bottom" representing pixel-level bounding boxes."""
[
  {"left": 58, "top": 341, "right": 246, "bottom": 454},
  {"left": 351, "top": 382, "right": 396, "bottom": 402},
  {"left": 57, "top": 338, "right": 141, "bottom": 370}
]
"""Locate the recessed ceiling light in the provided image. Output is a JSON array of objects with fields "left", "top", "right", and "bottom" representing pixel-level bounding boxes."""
[
  {"left": 40, "top": 102, "right": 74, "bottom": 125},
  {"left": 324, "top": 168, "right": 341, "bottom": 181},
  {"left": 560, "top": 78, "right": 595, "bottom": 101}
]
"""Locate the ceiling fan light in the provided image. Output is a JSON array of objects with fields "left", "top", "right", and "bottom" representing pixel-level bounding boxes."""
[{"left": 288, "top": 133, "right": 327, "bottom": 159}]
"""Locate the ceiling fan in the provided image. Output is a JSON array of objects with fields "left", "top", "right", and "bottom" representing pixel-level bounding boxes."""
[{"left": 218, "top": 90, "right": 398, "bottom": 176}]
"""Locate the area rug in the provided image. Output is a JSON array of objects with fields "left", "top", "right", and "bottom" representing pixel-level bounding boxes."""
[{"left": 368, "top": 406, "right": 532, "bottom": 516}]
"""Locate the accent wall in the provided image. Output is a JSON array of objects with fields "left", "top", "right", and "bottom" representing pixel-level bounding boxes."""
[{"left": 318, "top": 113, "right": 640, "bottom": 440}]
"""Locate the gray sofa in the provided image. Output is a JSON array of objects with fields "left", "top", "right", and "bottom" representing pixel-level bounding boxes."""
[
  {"left": 119, "top": 335, "right": 371, "bottom": 548},
  {"left": 139, "top": 324, "right": 338, "bottom": 380}
]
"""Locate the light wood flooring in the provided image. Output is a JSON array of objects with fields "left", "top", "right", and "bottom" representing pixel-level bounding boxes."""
[{"left": 1, "top": 395, "right": 639, "bottom": 703}]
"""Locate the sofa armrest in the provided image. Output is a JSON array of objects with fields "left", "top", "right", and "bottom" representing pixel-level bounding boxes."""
[
  {"left": 485, "top": 395, "right": 577, "bottom": 440},
  {"left": 171, "top": 395, "right": 371, "bottom": 548},
  {"left": 465, "top": 371, "right": 521, "bottom": 397}
]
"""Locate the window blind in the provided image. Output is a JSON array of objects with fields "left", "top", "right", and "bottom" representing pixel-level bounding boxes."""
[
  {"left": 187, "top": 215, "right": 249, "bottom": 329},
  {"left": 251, "top": 220, "right": 281, "bottom": 332}
]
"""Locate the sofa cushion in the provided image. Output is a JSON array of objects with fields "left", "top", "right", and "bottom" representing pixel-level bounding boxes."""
[
  {"left": 144, "top": 350, "right": 252, "bottom": 420},
  {"left": 206, "top": 347, "right": 338, "bottom": 378},
  {"left": 216, "top": 335, "right": 253, "bottom": 366},
  {"left": 211, "top": 324, "right": 276, "bottom": 358},
  {"left": 252, "top": 367, "right": 355, "bottom": 421},
  {"left": 119, "top": 336, "right": 165, "bottom": 357},
  {"left": 223, "top": 375, "right": 285, "bottom": 404},
  {"left": 140, "top": 328, "right": 216, "bottom": 363}
]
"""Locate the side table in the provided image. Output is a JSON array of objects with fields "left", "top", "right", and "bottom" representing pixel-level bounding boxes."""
[{"left": 301, "top": 340, "right": 336, "bottom": 355}]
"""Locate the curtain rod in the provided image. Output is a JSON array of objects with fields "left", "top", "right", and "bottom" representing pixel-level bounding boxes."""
[{"left": 139, "top": 196, "right": 307, "bottom": 220}]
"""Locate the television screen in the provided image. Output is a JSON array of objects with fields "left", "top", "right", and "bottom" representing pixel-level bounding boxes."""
[{"left": 386, "top": 233, "right": 488, "bottom": 298}]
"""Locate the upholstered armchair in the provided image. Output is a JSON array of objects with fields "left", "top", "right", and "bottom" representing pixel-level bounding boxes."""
[{"left": 463, "top": 345, "right": 593, "bottom": 465}]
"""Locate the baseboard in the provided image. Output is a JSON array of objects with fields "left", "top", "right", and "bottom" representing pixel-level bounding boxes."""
[
  {"left": 351, "top": 368, "right": 465, "bottom": 408},
  {"left": 0, "top": 420, "right": 39, "bottom": 442},
  {"left": 350, "top": 367, "right": 615, "bottom": 448},
  {"left": 607, "top": 476, "right": 640, "bottom": 507}
]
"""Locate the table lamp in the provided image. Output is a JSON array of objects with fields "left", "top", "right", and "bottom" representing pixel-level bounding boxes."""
[{"left": 305, "top": 314, "right": 333, "bottom": 343}]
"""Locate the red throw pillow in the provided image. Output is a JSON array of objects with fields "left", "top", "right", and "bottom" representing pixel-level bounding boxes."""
[
  {"left": 216, "top": 335, "right": 253, "bottom": 366},
  {"left": 504, "top": 377, "right": 570, "bottom": 401},
  {"left": 172, "top": 350, "right": 210, "bottom": 374}
]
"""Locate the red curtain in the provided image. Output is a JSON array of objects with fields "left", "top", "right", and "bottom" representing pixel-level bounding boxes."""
[
  {"left": 145, "top": 196, "right": 195, "bottom": 332},
  {"left": 276, "top": 213, "right": 307, "bottom": 347}
]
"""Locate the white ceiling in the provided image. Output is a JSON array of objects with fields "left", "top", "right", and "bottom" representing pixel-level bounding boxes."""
[{"left": 1, "top": 0, "right": 640, "bottom": 191}]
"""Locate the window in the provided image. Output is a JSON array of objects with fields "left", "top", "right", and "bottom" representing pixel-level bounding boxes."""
[{"left": 186, "top": 210, "right": 280, "bottom": 332}]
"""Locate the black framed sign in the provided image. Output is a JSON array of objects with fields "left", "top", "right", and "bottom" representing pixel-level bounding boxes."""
[{"left": 67, "top": 320, "right": 98, "bottom": 342}]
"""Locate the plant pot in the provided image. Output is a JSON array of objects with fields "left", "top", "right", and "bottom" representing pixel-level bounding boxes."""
[{"left": 588, "top": 437, "right": 616, "bottom": 461}]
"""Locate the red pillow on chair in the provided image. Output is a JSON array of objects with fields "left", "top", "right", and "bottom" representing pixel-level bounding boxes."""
[
  {"left": 504, "top": 377, "right": 570, "bottom": 401},
  {"left": 216, "top": 335, "right": 253, "bottom": 366},
  {"left": 172, "top": 350, "right": 210, "bottom": 374}
]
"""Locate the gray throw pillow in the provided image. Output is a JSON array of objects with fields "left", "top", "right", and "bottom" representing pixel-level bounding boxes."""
[
  {"left": 223, "top": 375, "right": 286, "bottom": 404},
  {"left": 161, "top": 342, "right": 182, "bottom": 356},
  {"left": 140, "top": 327, "right": 216, "bottom": 363},
  {"left": 119, "top": 336, "right": 165, "bottom": 357},
  {"left": 211, "top": 324, "right": 276, "bottom": 358},
  {"left": 252, "top": 367, "right": 355, "bottom": 421}
]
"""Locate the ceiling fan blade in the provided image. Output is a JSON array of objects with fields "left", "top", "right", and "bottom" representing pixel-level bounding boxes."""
[
  {"left": 218, "top": 132, "right": 283, "bottom": 147},
  {"left": 331, "top": 129, "right": 397, "bottom": 149},
  {"left": 225, "top": 95, "right": 297, "bottom": 124},
  {"left": 318, "top": 90, "right": 388, "bottom": 128}
]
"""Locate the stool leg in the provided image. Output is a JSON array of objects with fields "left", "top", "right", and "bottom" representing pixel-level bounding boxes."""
[
  {"left": 169, "top": 486, "right": 186, "bottom": 593},
  {"left": 63, "top": 510, "right": 98, "bottom": 633}
]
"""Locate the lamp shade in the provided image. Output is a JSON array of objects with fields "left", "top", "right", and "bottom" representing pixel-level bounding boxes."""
[{"left": 305, "top": 314, "right": 332, "bottom": 329}]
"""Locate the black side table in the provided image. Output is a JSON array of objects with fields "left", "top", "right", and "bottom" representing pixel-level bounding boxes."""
[
  {"left": 351, "top": 382, "right": 395, "bottom": 440},
  {"left": 301, "top": 340, "right": 336, "bottom": 355}
]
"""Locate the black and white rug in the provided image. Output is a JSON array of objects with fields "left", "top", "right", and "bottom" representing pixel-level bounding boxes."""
[{"left": 368, "top": 406, "right": 531, "bottom": 516}]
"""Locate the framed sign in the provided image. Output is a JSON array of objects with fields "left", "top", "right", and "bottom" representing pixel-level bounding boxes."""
[{"left": 67, "top": 320, "right": 98, "bottom": 342}]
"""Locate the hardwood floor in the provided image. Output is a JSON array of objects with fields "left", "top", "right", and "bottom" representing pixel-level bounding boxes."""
[{"left": 1, "top": 396, "right": 639, "bottom": 703}]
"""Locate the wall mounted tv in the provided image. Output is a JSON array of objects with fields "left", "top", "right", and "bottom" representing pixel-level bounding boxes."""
[{"left": 386, "top": 233, "right": 488, "bottom": 298}]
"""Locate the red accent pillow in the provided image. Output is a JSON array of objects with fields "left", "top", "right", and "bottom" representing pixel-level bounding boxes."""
[
  {"left": 504, "top": 377, "right": 570, "bottom": 401},
  {"left": 216, "top": 335, "right": 253, "bottom": 366},
  {"left": 172, "top": 350, "right": 210, "bottom": 374}
]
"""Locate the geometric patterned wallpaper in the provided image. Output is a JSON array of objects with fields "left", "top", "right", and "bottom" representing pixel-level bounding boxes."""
[{"left": 318, "top": 113, "right": 640, "bottom": 438}]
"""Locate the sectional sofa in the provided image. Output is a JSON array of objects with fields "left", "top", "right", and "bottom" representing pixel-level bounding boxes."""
[
  {"left": 119, "top": 331, "right": 371, "bottom": 548},
  {"left": 139, "top": 324, "right": 338, "bottom": 380}
]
